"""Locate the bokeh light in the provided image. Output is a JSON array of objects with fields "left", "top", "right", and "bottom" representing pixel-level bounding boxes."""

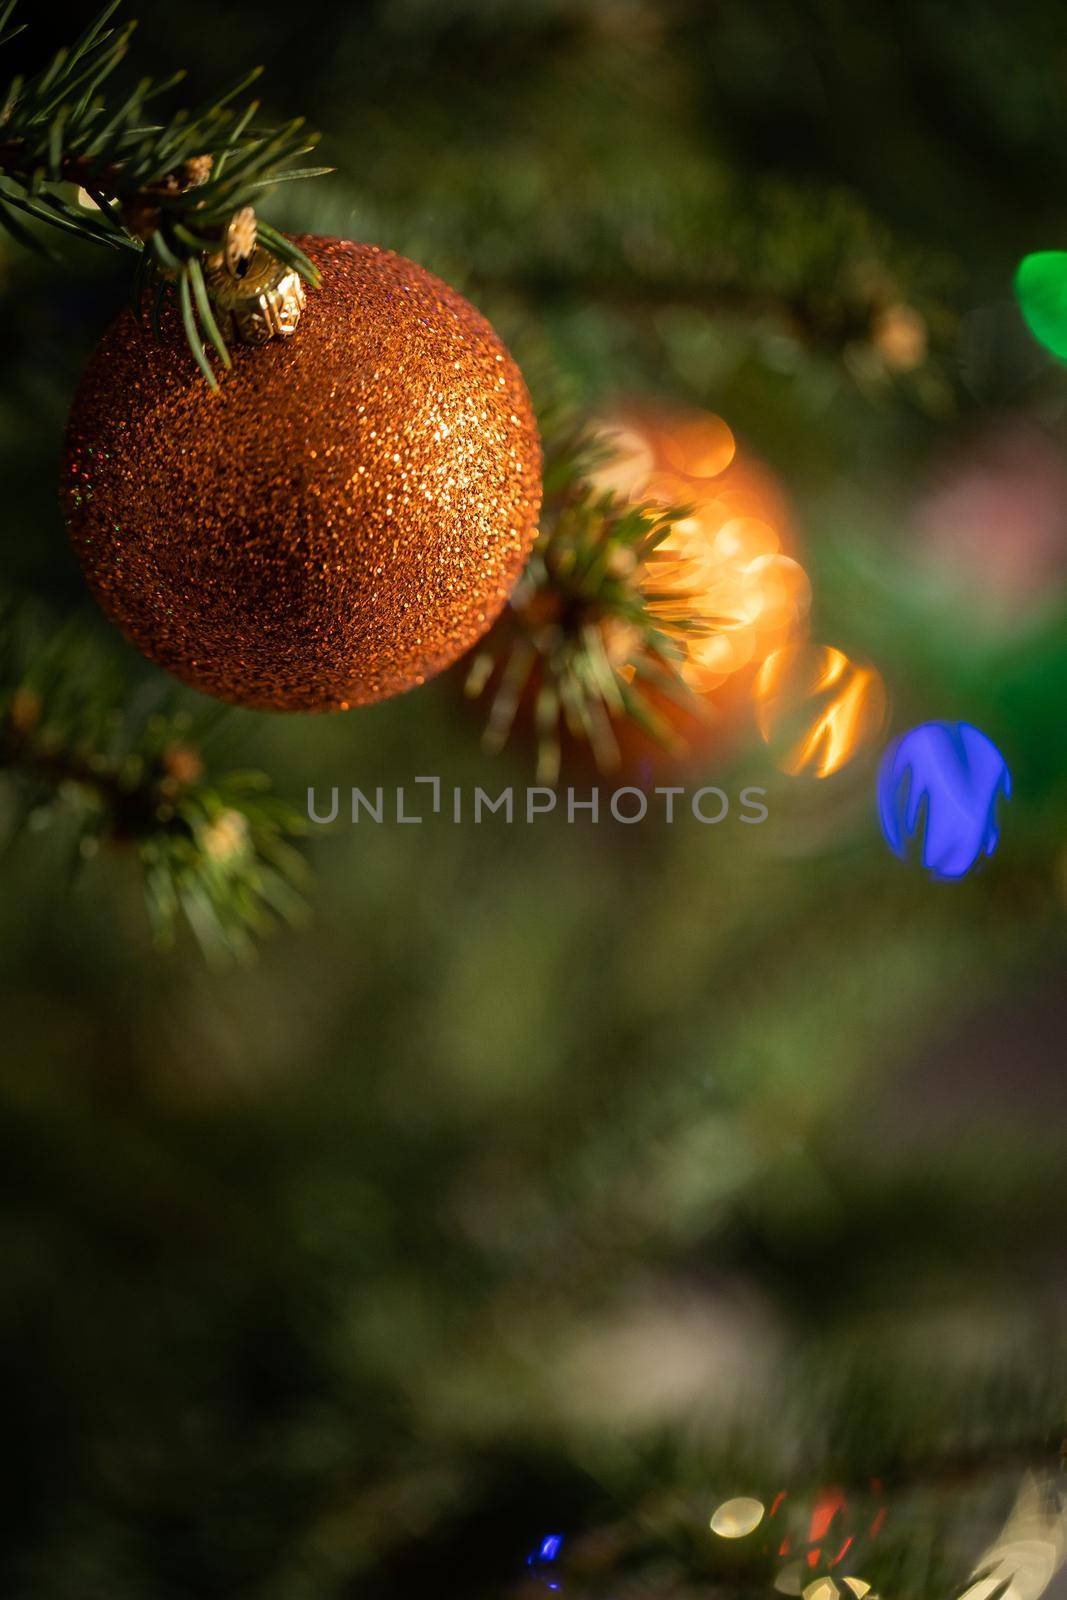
[
  {"left": 590, "top": 408, "right": 811, "bottom": 699},
  {"left": 871, "top": 302, "right": 928, "bottom": 371},
  {"left": 957, "top": 1475, "right": 1067, "bottom": 1600},
  {"left": 754, "top": 642, "right": 889, "bottom": 778},
  {"left": 913, "top": 420, "right": 1067, "bottom": 634},
  {"left": 710, "top": 1495, "right": 766, "bottom": 1538},
  {"left": 1015, "top": 250, "right": 1067, "bottom": 362},
  {"left": 878, "top": 721, "right": 1011, "bottom": 879},
  {"left": 657, "top": 410, "right": 738, "bottom": 480},
  {"left": 525, "top": 1533, "right": 565, "bottom": 1592},
  {"left": 801, "top": 1579, "right": 877, "bottom": 1600}
]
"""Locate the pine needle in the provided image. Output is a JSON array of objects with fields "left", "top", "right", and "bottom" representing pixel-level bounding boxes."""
[{"left": 0, "top": 1, "right": 329, "bottom": 377}]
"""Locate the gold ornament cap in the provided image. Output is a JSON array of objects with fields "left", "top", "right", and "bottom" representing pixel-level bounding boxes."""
[{"left": 205, "top": 208, "right": 306, "bottom": 345}]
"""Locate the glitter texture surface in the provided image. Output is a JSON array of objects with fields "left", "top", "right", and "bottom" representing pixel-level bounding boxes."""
[{"left": 62, "top": 236, "right": 543, "bottom": 711}]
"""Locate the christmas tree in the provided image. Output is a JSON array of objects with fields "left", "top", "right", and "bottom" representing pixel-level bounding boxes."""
[{"left": 1, "top": 3, "right": 1066, "bottom": 1597}]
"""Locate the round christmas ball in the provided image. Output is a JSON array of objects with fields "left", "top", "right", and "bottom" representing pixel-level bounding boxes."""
[{"left": 62, "top": 237, "right": 542, "bottom": 711}]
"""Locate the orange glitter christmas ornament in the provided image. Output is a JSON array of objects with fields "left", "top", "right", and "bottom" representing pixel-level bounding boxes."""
[{"left": 62, "top": 237, "right": 542, "bottom": 711}]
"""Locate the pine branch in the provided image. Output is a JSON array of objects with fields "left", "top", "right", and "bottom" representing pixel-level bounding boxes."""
[
  {"left": 0, "top": 1, "right": 331, "bottom": 385},
  {"left": 0, "top": 595, "right": 311, "bottom": 964},
  {"left": 465, "top": 413, "right": 704, "bottom": 784}
]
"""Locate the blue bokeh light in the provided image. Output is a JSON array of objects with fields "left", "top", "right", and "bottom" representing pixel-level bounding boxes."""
[
  {"left": 877, "top": 722, "right": 1011, "bottom": 880},
  {"left": 526, "top": 1533, "right": 564, "bottom": 1590}
]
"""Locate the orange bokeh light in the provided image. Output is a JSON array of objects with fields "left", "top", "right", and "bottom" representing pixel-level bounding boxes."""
[
  {"left": 656, "top": 411, "right": 737, "bottom": 481},
  {"left": 590, "top": 408, "right": 810, "bottom": 699},
  {"left": 754, "top": 642, "right": 888, "bottom": 778}
]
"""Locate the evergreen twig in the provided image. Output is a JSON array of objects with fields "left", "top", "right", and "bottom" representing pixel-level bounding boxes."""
[
  {"left": 0, "top": 595, "right": 310, "bottom": 964},
  {"left": 0, "top": 1, "right": 331, "bottom": 386},
  {"left": 465, "top": 416, "right": 704, "bottom": 784}
]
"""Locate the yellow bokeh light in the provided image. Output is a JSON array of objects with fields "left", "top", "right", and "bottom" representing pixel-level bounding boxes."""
[
  {"left": 956, "top": 1475, "right": 1067, "bottom": 1600},
  {"left": 754, "top": 642, "right": 888, "bottom": 778},
  {"left": 800, "top": 1581, "right": 876, "bottom": 1600},
  {"left": 660, "top": 412, "right": 737, "bottom": 480},
  {"left": 588, "top": 423, "right": 657, "bottom": 502},
  {"left": 739, "top": 555, "right": 812, "bottom": 629},
  {"left": 592, "top": 407, "right": 811, "bottom": 716},
  {"left": 714, "top": 516, "right": 780, "bottom": 564},
  {"left": 871, "top": 303, "right": 928, "bottom": 372},
  {"left": 650, "top": 502, "right": 808, "bottom": 686},
  {"left": 803, "top": 1580, "right": 841, "bottom": 1600},
  {"left": 710, "top": 1496, "right": 766, "bottom": 1538}
]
